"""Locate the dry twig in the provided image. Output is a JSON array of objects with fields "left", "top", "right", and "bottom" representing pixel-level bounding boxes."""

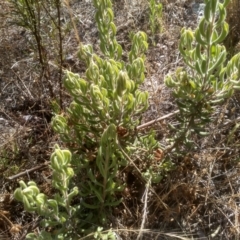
[{"left": 7, "top": 163, "right": 48, "bottom": 180}]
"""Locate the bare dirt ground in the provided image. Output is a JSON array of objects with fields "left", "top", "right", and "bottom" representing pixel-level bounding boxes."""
[{"left": 1, "top": 0, "right": 240, "bottom": 239}]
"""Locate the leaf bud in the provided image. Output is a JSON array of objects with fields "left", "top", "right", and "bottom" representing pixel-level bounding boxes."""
[{"left": 116, "top": 71, "right": 128, "bottom": 96}]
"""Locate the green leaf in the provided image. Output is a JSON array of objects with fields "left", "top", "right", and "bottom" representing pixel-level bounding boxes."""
[
  {"left": 87, "top": 169, "right": 103, "bottom": 187},
  {"left": 66, "top": 167, "right": 74, "bottom": 178},
  {"left": 116, "top": 71, "right": 128, "bottom": 96},
  {"left": 47, "top": 199, "right": 59, "bottom": 215},
  {"left": 86, "top": 60, "right": 99, "bottom": 83},
  {"left": 14, "top": 188, "right": 24, "bottom": 202},
  {"left": 195, "top": 29, "right": 207, "bottom": 45},
  {"left": 185, "top": 29, "right": 194, "bottom": 47},
  {"left": 195, "top": 44, "right": 204, "bottom": 60},
  {"left": 89, "top": 184, "right": 105, "bottom": 203},
  {"left": 67, "top": 187, "right": 79, "bottom": 202},
  {"left": 208, "top": 51, "right": 226, "bottom": 73},
  {"left": 189, "top": 80, "right": 197, "bottom": 89},
  {"left": 204, "top": 1, "right": 212, "bottom": 22},
  {"left": 195, "top": 60, "right": 203, "bottom": 75},
  {"left": 201, "top": 59, "right": 207, "bottom": 73},
  {"left": 199, "top": 131, "right": 209, "bottom": 136},
  {"left": 104, "top": 198, "right": 122, "bottom": 206},
  {"left": 212, "top": 22, "right": 229, "bottom": 44},
  {"left": 23, "top": 196, "right": 35, "bottom": 212},
  {"left": 81, "top": 201, "right": 101, "bottom": 209},
  {"left": 198, "top": 18, "right": 207, "bottom": 39},
  {"left": 36, "top": 193, "right": 47, "bottom": 206},
  {"left": 51, "top": 154, "right": 62, "bottom": 172},
  {"left": 22, "top": 186, "right": 39, "bottom": 196},
  {"left": 211, "top": 0, "right": 218, "bottom": 14},
  {"left": 215, "top": 3, "right": 227, "bottom": 27},
  {"left": 206, "top": 25, "right": 212, "bottom": 44},
  {"left": 223, "top": 0, "right": 231, "bottom": 8}
]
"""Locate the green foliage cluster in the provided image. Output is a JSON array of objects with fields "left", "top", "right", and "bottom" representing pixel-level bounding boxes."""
[
  {"left": 14, "top": 0, "right": 161, "bottom": 238},
  {"left": 165, "top": 0, "right": 240, "bottom": 148},
  {"left": 14, "top": 0, "right": 240, "bottom": 238},
  {"left": 14, "top": 146, "right": 79, "bottom": 239},
  {"left": 148, "top": 0, "right": 163, "bottom": 44},
  {"left": 0, "top": 142, "right": 20, "bottom": 178},
  {"left": 52, "top": 0, "right": 153, "bottom": 219}
]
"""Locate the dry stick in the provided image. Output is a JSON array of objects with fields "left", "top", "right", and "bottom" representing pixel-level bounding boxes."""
[
  {"left": 225, "top": 166, "right": 240, "bottom": 237},
  {"left": 24, "top": 0, "right": 53, "bottom": 98},
  {"left": 204, "top": 151, "right": 218, "bottom": 206},
  {"left": 137, "top": 110, "right": 179, "bottom": 130},
  {"left": 11, "top": 69, "right": 34, "bottom": 99},
  {"left": 82, "top": 228, "right": 191, "bottom": 240},
  {"left": 42, "top": 0, "right": 63, "bottom": 108},
  {"left": 0, "top": 211, "right": 23, "bottom": 235},
  {"left": 118, "top": 142, "right": 168, "bottom": 210},
  {"left": 56, "top": 0, "right": 63, "bottom": 109},
  {"left": 0, "top": 211, "right": 14, "bottom": 227},
  {"left": 7, "top": 163, "right": 48, "bottom": 181},
  {"left": 6, "top": 111, "right": 179, "bottom": 180},
  {"left": 137, "top": 177, "right": 151, "bottom": 240},
  {"left": 215, "top": 205, "right": 236, "bottom": 231},
  {"left": 63, "top": 0, "right": 81, "bottom": 45}
]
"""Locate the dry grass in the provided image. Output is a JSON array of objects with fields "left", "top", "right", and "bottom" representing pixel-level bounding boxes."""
[
  {"left": 224, "top": 0, "right": 240, "bottom": 53},
  {"left": 0, "top": 0, "right": 240, "bottom": 239}
]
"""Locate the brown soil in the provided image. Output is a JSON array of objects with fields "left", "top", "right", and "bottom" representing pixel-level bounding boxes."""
[{"left": 224, "top": 0, "right": 240, "bottom": 52}]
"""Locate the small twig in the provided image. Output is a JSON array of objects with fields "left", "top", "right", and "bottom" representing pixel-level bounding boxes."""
[
  {"left": 204, "top": 152, "right": 218, "bottom": 206},
  {"left": 137, "top": 110, "right": 179, "bottom": 130},
  {"left": 0, "top": 211, "right": 14, "bottom": 227},
  {"left": 55, "top": 0, "right": 63, "bottom": 109},
  {"left": 11, "top": 69, "right": 34, "bottom": 99},
  {"left": 216, "top": 205, "right": 236, "bottom": 230},
  {"left": 63, "top": 0, "right": 81, "bottom": 45},
  {"left": 7, "top": 162, "right": 48, "bottom": 180},
  {"left": 137, "top": 177, "right": 151, "bottom": 240},
  {"left": 118, "top": 142, "right": 168, "bottom": 210},
  {"left": 223, "top": 116, "right": 240, "bottom": 126}
]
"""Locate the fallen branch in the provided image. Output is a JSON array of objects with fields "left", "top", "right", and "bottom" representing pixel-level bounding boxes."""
[
  {"left": 137, "top": 110, "right": 179, "bottom": 130},
  {"left": 137, "top": 177, "right": 151, "bottom": 240},
  {"left": 7, "top": 162, "right": 48, "bottom": 180},
  {"left": 7, "top": 111, "right": 179, "bottom": 180}
]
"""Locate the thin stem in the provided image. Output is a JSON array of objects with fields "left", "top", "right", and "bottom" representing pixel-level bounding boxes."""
[{"left": 56, "top": 0, "right": 63, "bottom": 109}]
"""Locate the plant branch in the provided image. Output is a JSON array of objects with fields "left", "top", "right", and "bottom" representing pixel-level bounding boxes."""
[
  {"left": 137, "top": 110, "right": 179, "bottom": 130},
  {"left": 7, "top": 163, "right": 48, "bottom": 180}
]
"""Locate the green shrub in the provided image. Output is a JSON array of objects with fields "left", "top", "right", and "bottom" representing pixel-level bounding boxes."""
[
  {"left": 165, "top": 0, "right": 240, "bottom": 150},
  {"left": 148, "top": 0, "right": 163, "bottom": 45},
  {"left": 14, "top": 146, "right": 79, "bottom": 239},
  {"left": 52, "top": 0, "right": 151, "bottom": 221},
  {"left": 13, "top": 0, "right": 165, "bottom": 238},
  {"left": 17, "top": 0, "right": 240, "bottom": 238}
]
